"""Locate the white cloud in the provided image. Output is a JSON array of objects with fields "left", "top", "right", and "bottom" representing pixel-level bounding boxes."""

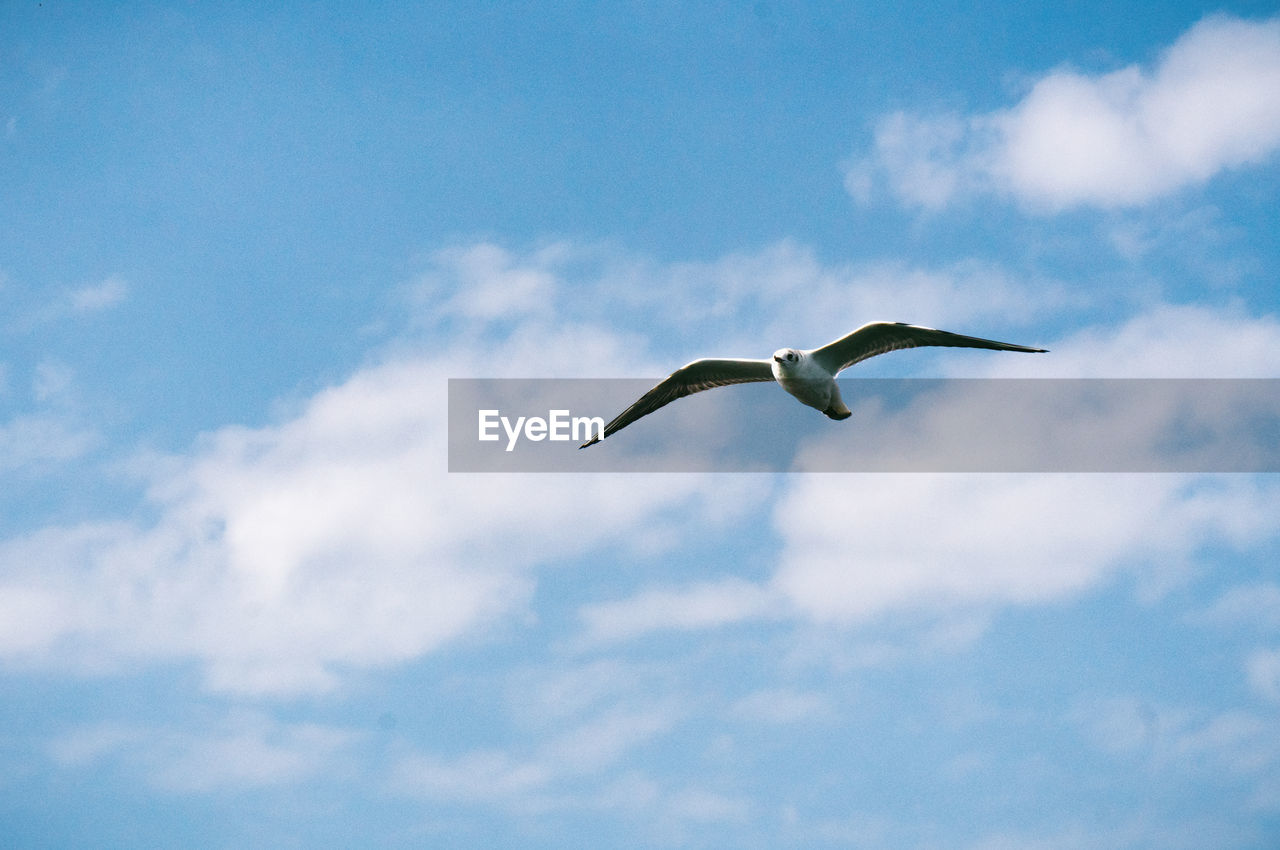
[
  {"left": 393, "top": 749, "right": 553, "bottom": 804},
  {"left": 14, "top": 276, "right": 131, "bottom": 328},
  {"left": 0, "top": 363, "right": 98, "bottom": 474},
  {"left": 3, "top": 241, "right": 810, "bottom": 695},
  {"left": 0, "top": 413, "right": 96, "bottom": 473},
  {"left": 411, "top": 243, "right": 559, "bottom": 322},
  {"left": 0, "top": 348, "right": 740, "bottom": 694},
  {"left": 410, "top": 239, "right": 1064, "bottom": 375},
  {"left": 1246, "top": 649, "right": 1280, "bottom": 703},
  {"left": 50, "top": 711, "right": 356, "bottom": 793},
  {"left": 394, "top": 654, "right": 693, "bottom": 817},
  {"left": 394, "top": 705, "right": 676, "bottom": 807},
  {"left": 849, "top": 15, "right": 1280, "bottom": 210},
  {"left": 390, "top": 688, "right": 750, "bottom": 841},
  {"left": 1194, "top": 583, "right": 1280, "bottom": 630},
  {"left": 731, "top": 688, "right": 833, "bottom": 725},
  {"left": 965, "top": 303, "right": 1280, "bottom": 378},
  {"left": 554, "top": 294, "right": 1280, "bottom": 644},
  {"left": 557, "top": 291, "right": 1280, "bottom": 634},
  {"left": 772, "top": 474, "right": 1277, "bottom": 624},
  {"left": 32, "top": 360, "right": 74, "bottom": 402},
  {"left": 1164, "top": 710, "right": 1280, "bottom": 777},
  {"left": 0, "top": 583, "right": 77, "bottom": 655},
  {"left": 541, "top": 707, "right": 676, "bottom": 775},
  {"left": 785, "top": 372, "right": 1280, "bottom": 478},
  {"left": 964, "top": 820, "right": 1259, "bottom": 850},
  {"left": 1, "top": 241, "right": 1273, "bottom": 701},
  {"left": 1072, "top": 695, "right": 1280, "bottom": 823},
  {"left": 1071, "top": 696, "right": 1164, "bottom": 755},
  {"left": 664, "top": 787, "right": 749, "bottom": 823},
  {"left": 69, "top": 275, "right": 128, "bottom": 313},
  {"left": 48, "top": 724, "right": 140, "bottom": 767},
  {"left": 579, "top": 577, "right": 779, "bottom": 644},
  {"left": 845, "top": 112, "right": 984, "bottom": 210},
  {"left": 650, "top": 244, "right": 1064, "bottom": 360}
]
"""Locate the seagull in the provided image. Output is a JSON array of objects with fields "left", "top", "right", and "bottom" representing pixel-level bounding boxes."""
[{"left": 579, "top": 322, "right": 1047, "bottom": 448}]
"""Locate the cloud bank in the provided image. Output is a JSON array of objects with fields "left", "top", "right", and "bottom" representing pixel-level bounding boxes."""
[
  {"left": 3, "top": 241, "right": 1277, "bottom": 699},
  {"left": 847, "top": 15, "right": 1280, "bottom": 210}
]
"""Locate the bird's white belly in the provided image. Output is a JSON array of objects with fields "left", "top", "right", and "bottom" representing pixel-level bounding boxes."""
[
  {"left": 777, "top": 375, "right": 834, "bottom": 411},
  {"left": 772, "top": 356, "right": 837, "bottom": 412}
]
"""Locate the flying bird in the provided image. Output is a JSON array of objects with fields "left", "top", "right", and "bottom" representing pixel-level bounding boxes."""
[{"left": 579, "top": 322, "right": 1047, "bottom": 448}]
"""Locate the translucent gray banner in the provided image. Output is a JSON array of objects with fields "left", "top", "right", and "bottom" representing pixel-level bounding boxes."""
[{"left": 447, "top": 379, "right": 1280, "bottom": 472}]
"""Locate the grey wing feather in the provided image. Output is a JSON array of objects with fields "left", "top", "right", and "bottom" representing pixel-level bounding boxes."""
[
  {"left": 579, "top": 358, "right": 775, "bottom": 448},
  {"left": 811, "top": 322, "right": 1048, "bottom": 375}
]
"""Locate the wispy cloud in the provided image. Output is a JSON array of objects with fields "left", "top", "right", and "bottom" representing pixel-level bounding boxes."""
[
  {"left": 1193, "top": 583, "right": 1280, "bottom": 630},
  {"left": 848, "top": 15, "right": 1280, "bottom": 211},
  {"left": 11, "top": 275, "right": 130, "bottom": 330},
  {"left": 965, "top": 303, "right": 1280, "bottom": 378},
  {"left": 1074, "top": 693, "right": 1280, "bottom": 784},
  {"left": 412, "top": 243, "right": 558, "bottom": 322},
  {"left": 405, "top": 240, "right": 1066, "bottom": 373},
  {"left": 393, "top": 704, "right": 677, "bottom": 807},
  {"left": 4, "top": 242, "right": 1276, "bottom": 698},
  {"left": 49, "top": 711, "right": 357, "bottom": 793},
  {"left": 0, "top": 345, "right": 740, "bottom": 695},
  {"left": 68, "top": 275, "right": 128, "bottom": 313},
  {"left": 0, "top": 412, "right": 96, "bottom": 473},
  {"left": 730, "top": 688, "right": 834, "bottom": 725},
  {"left": 579, "top": 578, "right": 778, "bottom": 644},
  {"left": 773, "top": 474, "right": 1278, "bottom": 624},
  {"left": 1246, "top": 649, "right": 1280, "bottom": 703}
]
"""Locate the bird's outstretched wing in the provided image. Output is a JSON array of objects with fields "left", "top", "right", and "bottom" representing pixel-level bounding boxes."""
[
  {"left": 580, "top": 358, "right": 775, "bottom": 448},
  {"left": 811, "top": 322, "right": 1047, "bottom": 375}
]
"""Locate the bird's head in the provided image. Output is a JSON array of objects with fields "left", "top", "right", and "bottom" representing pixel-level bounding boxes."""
[{"left": 772, "top": 348, "right": 801, "bottom": 371}]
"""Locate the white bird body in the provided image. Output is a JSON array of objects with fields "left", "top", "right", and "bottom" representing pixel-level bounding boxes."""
[
  {"left": 580, "top": 321, "right": 1047, "bottom": 448},
  {"left": 770, "top": 348, "right": 851, "bottom": 419}
]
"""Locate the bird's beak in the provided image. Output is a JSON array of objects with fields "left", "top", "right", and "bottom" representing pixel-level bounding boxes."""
[{"left": 772, "top": 354, "right": 784, "bottom": 363}]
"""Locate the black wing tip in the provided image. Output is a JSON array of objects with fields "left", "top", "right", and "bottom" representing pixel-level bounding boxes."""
[{"left": 579, "top": 436, "right": 601, "bottom": 449}]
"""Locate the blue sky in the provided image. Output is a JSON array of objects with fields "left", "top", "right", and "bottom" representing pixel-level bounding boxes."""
[{"left": 4, "top": 2, "right": 1280, "bottom": 847}]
